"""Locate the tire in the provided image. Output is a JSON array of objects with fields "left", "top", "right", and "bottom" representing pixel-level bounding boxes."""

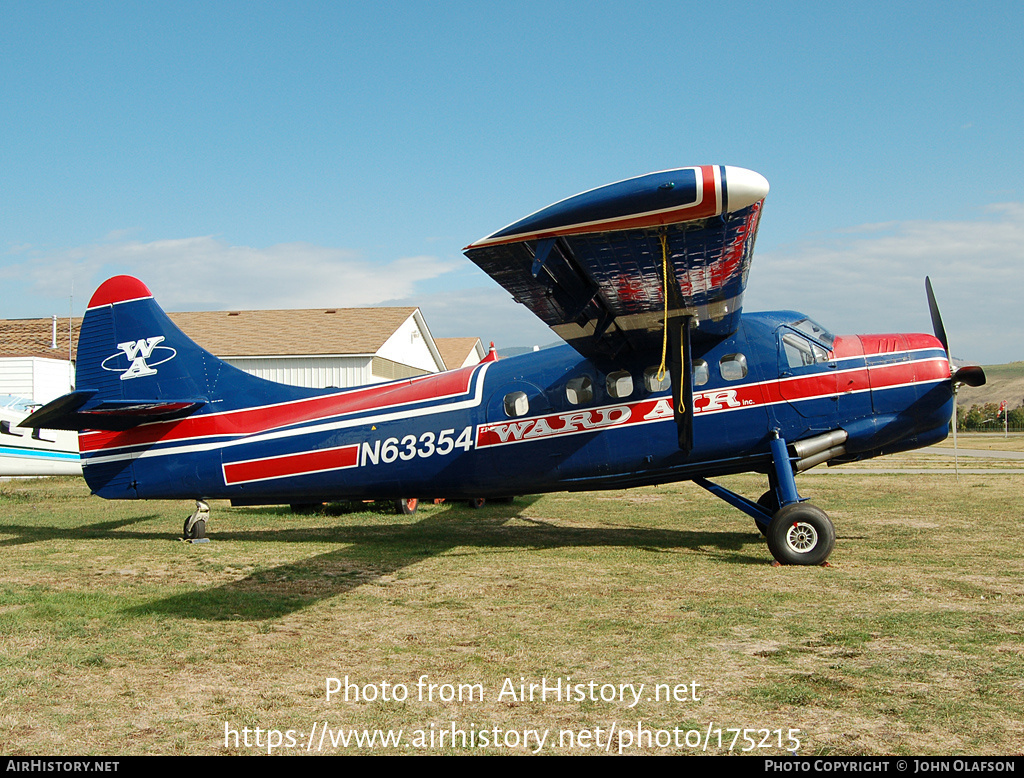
[
  {"left": 468, "top": 498, "right": 486, "bottom": 509},
  {"left": 394, "top": 498, "right": 418, "bottom": 515},
  {"left": 755, "top": 490, "right": 778, "bottom": 536},
  {"left": 765, "top": 503, "right": 834, "bottom": 566},
  {"left": 183, "top": 517, "right": 206, "bottom": 540}
]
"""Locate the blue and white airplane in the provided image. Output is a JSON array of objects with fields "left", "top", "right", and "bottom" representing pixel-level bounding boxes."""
[
  {"left": 0, "top": 395, "right": 81, "bottom": 476},
  {"left": 24, "top": 166, "right": 984, "bottom": 565}
]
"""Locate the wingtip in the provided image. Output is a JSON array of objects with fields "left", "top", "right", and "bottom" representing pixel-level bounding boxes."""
[
  {"left": 723, "top": 166, "right": 770, "bottom": 210},
  {"left": 87, "top": 276, "right": 154, "bottom": 309}
]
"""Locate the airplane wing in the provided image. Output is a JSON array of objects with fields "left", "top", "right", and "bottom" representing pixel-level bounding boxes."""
[{"left": 464, "top": 165, "right": 769, "bottom": 360}]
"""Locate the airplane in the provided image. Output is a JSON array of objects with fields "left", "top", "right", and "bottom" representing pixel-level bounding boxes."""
[
  {"left": 0, "top": 394, "right": 81, "bottom": 476},
  {"left": 22, "top": 165, "right": 985, "bottom": 565}
]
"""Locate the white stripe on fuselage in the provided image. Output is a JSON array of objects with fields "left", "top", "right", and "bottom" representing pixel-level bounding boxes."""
[
  {"left": 82, "top": 362, "right": 494, "bottom": 466},
  {"left": 81, "top": 349, "right": 946, "bottom": 467}
]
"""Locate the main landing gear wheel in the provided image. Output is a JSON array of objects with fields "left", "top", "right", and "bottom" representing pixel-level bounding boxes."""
[
  {"left": 765, "top": 503, "right": 835, "bottom": 566},
  {"left": 394, "top": 498, "right": 418, "bottom": 516}
]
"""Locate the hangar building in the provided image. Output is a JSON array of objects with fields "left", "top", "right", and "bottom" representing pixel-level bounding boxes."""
[{"left": 0, "top": 308, "right": 483, "bottom": 403}]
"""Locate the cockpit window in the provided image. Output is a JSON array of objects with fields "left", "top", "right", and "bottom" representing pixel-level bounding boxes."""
[
  {"left": 782, "top": 332, "right": 830, "bottom": 368},
  {"left": 791, "top": 318, "right": 835, "bottom": 349}
]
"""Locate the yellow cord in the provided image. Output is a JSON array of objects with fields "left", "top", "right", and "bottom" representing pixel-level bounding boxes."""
[{"left": 656, "top": 232, "right": 669, "bottom": 382}]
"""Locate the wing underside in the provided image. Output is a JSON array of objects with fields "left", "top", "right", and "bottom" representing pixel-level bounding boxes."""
[{"left": 465, "top": 165, "right": 768, "bottom": 359}]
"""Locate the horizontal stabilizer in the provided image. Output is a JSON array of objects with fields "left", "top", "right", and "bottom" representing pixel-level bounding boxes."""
[{"left": 21, "top": 390, "right": 206, "bottom": 432}]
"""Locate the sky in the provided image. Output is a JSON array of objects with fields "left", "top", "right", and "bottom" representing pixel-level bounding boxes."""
[{"left": 2, "top": 1, "right": 1021, "bottom": 364}]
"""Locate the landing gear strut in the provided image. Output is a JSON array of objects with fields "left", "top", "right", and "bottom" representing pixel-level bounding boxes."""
[{"left": 693, "top": 431, "right": 836, "bottom": 565}]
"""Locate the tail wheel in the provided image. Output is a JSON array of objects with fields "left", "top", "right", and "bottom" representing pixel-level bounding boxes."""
[
  {"left": 183, "top": 500, "right": 209, "bottom": 541},
  {"left": 394, "top": 498, "right": 418, "bottom": 515},
  {"left": 183, "top": 517, "right": 206, "bottom": 540},
  {"left": 469, "top": 498, "right": 486, "bottom": 509},
  {"left": 765, "top": 503, "right": 835, "bottom": 566}
]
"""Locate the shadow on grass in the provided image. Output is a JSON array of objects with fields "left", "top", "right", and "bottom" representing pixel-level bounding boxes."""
[
  {"left": 128, "top": 500, "right": 767, "bottom": 621},
  {"left": 0, "top": 513, "right": 173, "bottom": 546}
]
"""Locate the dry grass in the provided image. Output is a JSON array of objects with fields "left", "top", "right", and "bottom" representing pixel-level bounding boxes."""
[
  {"left": 931, "top": 433, "right": 1024, "bottom": 452},
  {"left": 0, "top": 468, "right": 1022, "bottom": 755}
]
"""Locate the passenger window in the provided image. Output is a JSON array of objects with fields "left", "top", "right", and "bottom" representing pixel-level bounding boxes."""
[
  {"left": 644, "top": 363, "right": 706, "bottom": 390},
  {"left": 504, "top": 391, "right": 529, "bottom": 418},
  {"left": 693, "top": 359, "right": 709, "bottom": 387},
  {"left": 565, "top": 376, "right": 594, "bottom": 405},
  {"left": 606, "top": 370, "right": 633, "bottom": 399},
  {"left": 643, "top": 366, "right": 670, "bottom": 392},
  {"left": 719, "top": 353, "right": 748, "bottom": 381}
]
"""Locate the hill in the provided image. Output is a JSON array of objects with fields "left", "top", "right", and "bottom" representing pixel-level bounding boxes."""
[{"left": 955, "top": 361, "right": 1024, "bottom": 409}]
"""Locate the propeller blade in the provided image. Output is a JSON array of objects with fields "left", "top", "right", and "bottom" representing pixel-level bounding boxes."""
[
  {"left": 924, "top": 276, "right": 987, "bottom": 483},
  {"left": 925, "top": 277, "right": 986, "bottom": 387},
  {"left": 925, "top": 276, "right": 949, "bottom": 354}
]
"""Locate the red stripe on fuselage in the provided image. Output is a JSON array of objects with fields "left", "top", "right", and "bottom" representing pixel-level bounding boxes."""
[
  {"left": 222, "top": 444, "right": 359, "bottom": 485},
  {"left": 79, "top": 365, "right": 479, "bottom": 453},
  {"left": 477, "top": 348, "right": 949, "bottom": 449}
]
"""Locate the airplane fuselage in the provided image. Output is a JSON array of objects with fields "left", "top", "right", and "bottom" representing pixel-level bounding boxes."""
[{"left": 75, "top": 311, "right": 953, "bottom": 505}]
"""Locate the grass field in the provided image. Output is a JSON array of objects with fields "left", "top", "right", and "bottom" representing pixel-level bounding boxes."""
[{"left": 1, "top": 465, "right": 1022, "bottom": 755}]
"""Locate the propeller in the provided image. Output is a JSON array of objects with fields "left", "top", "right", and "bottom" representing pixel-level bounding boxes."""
[
  {"left": 925, "top": 277, "right": 986, "bottom": 481},
  {"left": 925, "top": 276, "right": 986, "bottom": 388}
]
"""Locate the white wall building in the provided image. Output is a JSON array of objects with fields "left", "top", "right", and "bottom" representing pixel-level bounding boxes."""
[{"left": 0, "top": 357, "right": 75, "bottom": 405}]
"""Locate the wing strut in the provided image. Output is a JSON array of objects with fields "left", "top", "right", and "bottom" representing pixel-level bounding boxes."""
[{"left": 667, "top": 316, "right": 694, "bottom": 453}]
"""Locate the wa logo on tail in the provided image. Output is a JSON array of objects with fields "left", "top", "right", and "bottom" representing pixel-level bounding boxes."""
[{"left": 101, "top": 336, "right": 177, "bottom": 381}]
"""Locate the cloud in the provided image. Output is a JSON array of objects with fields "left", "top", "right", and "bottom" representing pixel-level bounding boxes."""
[
  {"left": 1, "top": 236, "right": 459, "bottom": 311},
  {"left": 0, "top": 233, "right": 557, "bottom": 349},
  {"left": 746, "top": 203, "right": 1024, "bottom": 364},
  {"left": 7, "top": 204, "right": 1021, "bottom": 364}
]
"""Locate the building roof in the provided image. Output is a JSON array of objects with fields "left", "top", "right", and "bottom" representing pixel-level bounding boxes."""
[
  {"left": 0, "top": 317, "right": 79, "bottom": 360},
  {"left": 166, "top": 308, "right": 421, "bottom": 357},
  {"left": 0, "top": 308, "right": 425, "bottom": 359},
  {"left": 435, "top": 337, "right": 484, "bottom": 370}
]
